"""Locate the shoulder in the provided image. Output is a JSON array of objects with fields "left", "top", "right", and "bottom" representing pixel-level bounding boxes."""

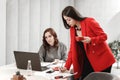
[
  {"left": 40, "top": 44, "right": 44, "bottom": 48},
  {"left": 58, "top": 42, "right": 67, "bottom": 48},
  {"left": 40, "top": 44, "right": 45, "bottom": 50},
  {"left": 83, "top": 17, "right": 99, "bottom": 25},
  {"left": 84, "top": 17, "right": 95, "bottom": 22},
  {"left": 38, "top": 44, "right": 45, "bottom": 53}
]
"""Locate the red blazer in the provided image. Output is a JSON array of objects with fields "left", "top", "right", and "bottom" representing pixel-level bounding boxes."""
[{"left": 64, "top": 18, "right": 116, "bottom": 79}]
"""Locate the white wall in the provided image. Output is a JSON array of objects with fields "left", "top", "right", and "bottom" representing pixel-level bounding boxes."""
[
  {"left": 0, "top": 0, "right": 6, "bottom": 66},
  {"left": 0, "top": 0, "right": 120, "bottom": 65}
]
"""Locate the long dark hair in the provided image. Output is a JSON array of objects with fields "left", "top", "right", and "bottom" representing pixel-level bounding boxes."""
[
  {"left": 42, "top": 28, "right": 59, "bottom": 50},
  {"left": 62, "top": 6, "right": 86, "bottom": 29}
]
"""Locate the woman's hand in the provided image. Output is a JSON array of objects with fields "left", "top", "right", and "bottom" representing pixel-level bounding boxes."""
[
  {"left": 59, "top": 67, "right": 67, "bottom": 73},
  {"left": 52, "top": 66, "right": 67, "bottom": 72},
  {"left": 52, "top": 59, "right": 60, "bottom": 64},
  {"left": 52, "top": 66, "right": 59, "bottom": 71},
  {"left": 81, "top": 36, "right": 91, "bottom": 43}
]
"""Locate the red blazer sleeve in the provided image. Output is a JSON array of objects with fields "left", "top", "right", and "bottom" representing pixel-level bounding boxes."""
[
  {"left": 87, "top": 18, "right": 107, "bottom": 44},
  {"left": 64, "top": 49, "right": 72, "bottom": 70}
]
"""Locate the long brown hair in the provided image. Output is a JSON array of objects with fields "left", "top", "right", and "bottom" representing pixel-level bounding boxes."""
[{"left": 42, "top": 28, "right": 59, "bottom": 51}]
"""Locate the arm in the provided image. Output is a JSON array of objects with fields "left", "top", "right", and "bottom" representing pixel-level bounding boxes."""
[
  {"left": 60, "top": 42, "right": 67, "bottom": 61},
  {"left": 89, "top": 18, "right": 107, "bottom": 44},
  {"left": 38, "top": 45, "right": 46, "bottom": 62},
  {"left": 59, "top": 50, "right": 72, "bottom": 72},
  {"left": 64, "top": 49, "right": 72, "bottom": 70},
  {"left": 82, "top": 18, "right": 107, "bottom": 44}
]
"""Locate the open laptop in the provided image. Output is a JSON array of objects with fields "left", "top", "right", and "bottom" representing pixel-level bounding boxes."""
[{"left": 14, "top": 51, "right": 49, "bottom": 71}]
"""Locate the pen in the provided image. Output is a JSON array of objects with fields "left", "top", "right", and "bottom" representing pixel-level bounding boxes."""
[{"left": 63, "top": 72, "right": 78, "bottom": 78}]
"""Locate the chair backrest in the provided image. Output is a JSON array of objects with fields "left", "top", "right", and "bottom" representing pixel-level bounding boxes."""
[{"left": 83, "top": 72, "right": 120, "bottom": 80}]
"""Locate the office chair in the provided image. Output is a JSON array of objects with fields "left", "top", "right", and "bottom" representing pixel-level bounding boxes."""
[{"left": 83, "top": 72, "right": 120, "bottom": 80}]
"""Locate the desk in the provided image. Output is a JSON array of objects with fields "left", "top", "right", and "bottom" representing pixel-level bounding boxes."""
[
  {"left": 1, "top": 62, "right": 120, "bottom": 80},
  {"left": 0, "top": 63, "right": 71, "bottom": 80}
]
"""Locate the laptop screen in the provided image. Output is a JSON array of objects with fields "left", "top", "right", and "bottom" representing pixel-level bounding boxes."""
[{"left": 14, "top": 51, "right": 48, "bottom": 71}]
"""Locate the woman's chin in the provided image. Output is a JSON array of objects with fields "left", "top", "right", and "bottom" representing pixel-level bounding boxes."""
[{"left": 49, "top": 43, "right": 54, "bottom": 46}]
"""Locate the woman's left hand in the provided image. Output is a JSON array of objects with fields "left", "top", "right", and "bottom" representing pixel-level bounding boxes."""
[
  {"left": 81, "top": 36, "right": 91, "bottom": 43},
  {"left": 59, "top": 67, "right": 67, "bottom": 73}
]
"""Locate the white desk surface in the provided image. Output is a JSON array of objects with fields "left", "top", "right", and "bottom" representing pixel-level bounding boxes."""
[
  {"left": 0, "top": 62, "right": 120, "bottom": 80},
  {"left": 0, "top": 62, "right": 71, "bottom": 80}
]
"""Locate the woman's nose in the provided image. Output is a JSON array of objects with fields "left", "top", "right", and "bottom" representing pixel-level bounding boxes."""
[{"left": 66, "top": 21, "right": 70, "bottom": 25}]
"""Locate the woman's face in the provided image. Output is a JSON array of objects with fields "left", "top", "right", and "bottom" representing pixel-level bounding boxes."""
[
  {"left": 45, "top": 32, "right": 55, "bottom": 46},
  {"left": 63, "top": 16, "right": 77, "bottom": 27}
]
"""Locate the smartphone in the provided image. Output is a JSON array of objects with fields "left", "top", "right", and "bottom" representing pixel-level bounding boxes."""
[
  {"left": 76, "top": 36, "right": 84, "bottom": 41},
  {"left": 79, "top": 37, "right": 84, "bottom": 40},
  {"left": 46, "top": 70, "right": 54, "bottom": 73}
]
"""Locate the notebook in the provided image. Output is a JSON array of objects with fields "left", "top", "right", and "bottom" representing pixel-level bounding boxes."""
[{"left": 14, "top": 51, "right": 49, "bottom": 71}]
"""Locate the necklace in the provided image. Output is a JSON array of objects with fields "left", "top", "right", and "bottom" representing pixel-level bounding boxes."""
[{"left": 75, "top": 27, "right": 81, "bottom": 31}]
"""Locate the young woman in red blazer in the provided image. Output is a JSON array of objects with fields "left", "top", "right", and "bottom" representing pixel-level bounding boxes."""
[{"left": 60, "top": 6, "right": 116, "bottom": 80}]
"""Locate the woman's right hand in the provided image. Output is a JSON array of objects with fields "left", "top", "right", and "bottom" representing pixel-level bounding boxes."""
[
  {"left": 75, "top": 36, "right": 84, "bottom": 42},
  {"left": 81, "top": 36, "right": 91, "bottom": 43},
  {"left": 59, "top": 67, "right": 67, "bottom": 73}
]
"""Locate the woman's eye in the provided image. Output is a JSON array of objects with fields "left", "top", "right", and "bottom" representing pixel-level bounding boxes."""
[
  {"left": 49, "top": 35, "right": 52, "bottom": 38},
  {"left": 67, "top": 19, "right": 71, "bottom": 21}
]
